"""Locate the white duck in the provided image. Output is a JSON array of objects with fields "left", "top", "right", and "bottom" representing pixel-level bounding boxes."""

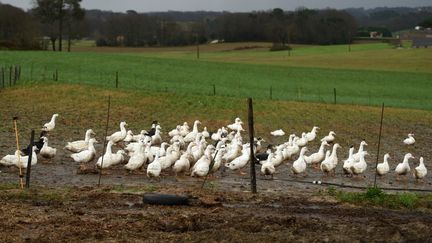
[
  {"left": 320, "top": 144, "right": 341, "bottom": 175},
  {"left": 342, "top": 146, "right": 356, "bottom": 175},
  {"left": 124, "top": 140, "right": 146, "bottom": 171},
  {"left": 395, "top": 153, "right": 415, "bottom": 179},
  {"left": 173, "top": 143, "right": 195, "bottom": 175},
  {"left": 271, "top": 148, "right": 284, "bottom": 167},
  {"left": 64, "top": 129, "right": 95, "bottom": 153},
  {"left": 225, "top": 144, "right": 251, "bottom": 174},
  {"left": 160, "top": 142, "right": 181, "bottom": 170},
  {"left": 282, "top": 137, "right": 300, "bottom": 160},
  {"left": 271, "top": 129, "right": 285, "bottom": 137},
  {"left": 179, "top": 122, "right": 190, "bottom": 137},
  {"left": 184, "top": 120, "right": 201, "bottom": 143},
  {"left": 352, "top": 141, "right": 368, "bottom": 162},
  {"left": 132, "top": 130, "right": 146, "bottom": 142},
  {"left": 376, "top": 153, "right": 391, "bottom": 176},
  {"left": 70, "top": 139, "right": 97, "bottom": 163},
  {"left": 261, "top": 151, "right": 276, "bottom": 177},
  {"left": 106, "top": 121, "right": 128, "bottom": 143},
  {"left": 291, "top": 147, "right": 308, "bottom": 175},
  {"left": 321, "top": 131, "right": 336, "bottom": 143},
  {"left": 42, "top": 113, "right": 59, "bottom": 132},
  {"left": 170, "top": 135, "right": 185, "bottom": 149},
  {"left": 147, "top": 153, "right": 162, "bottom": 179},
  {"left": 40, "top": 136, "right": 57, "bottom": 159},
  {"left": 150, "top": 142, "right": 169, "bottom": 157},
  {"left": 304, "top": 141, "right": 329, "bottom": 167},
  {"left": 211, "top": 128, "right": 223, "bottom": 141},
  {"left": 151, "top": 126, "right": 162, "bottom": 145},
  {"left": 403, "top": 133, "right": 415, "bottom": 145},
  {"left": 191, "top": 146, "right": 215, "bottom": 177},
  {"left": 351, "top": 151, "right": 369, "bottom": 176},
  {"left": 210, "top": 145, "right": 227, "bottom": 173},
  {"left": 191, "top": 140, "right": 206, "bottom": 164},
  {"left": 305, "top": 126, "right": 319, "bottom": 142},
  {"left": 414, "top": 157, "right": 427, "bottom": 180},
  {"left": 124, "top": 130, "right": 134, "bottom": 143},
  {"left": 202, "top": 127, "right": 210, "bottom": 138},
  {"left": 173, "top": 152, "right": 192, "bottom": 175},
  {"left": 296, "top": 133, "right": 308, "bottom": 147},
  {"left": 96, "top": 141, "right": 126, "bottom": 168},
  {"left": 168, "top": 125, "right": 181, "bottom": 137},
  {"left": 223, "top": 142, "right": 242, "bottom": 163},
  {"left": 1, "top": 147, "right": 38, "bottom": 168},
  {"left": 227, "top": 117, "right": 245, "bottom": 132},
  {"left": 1, "top": 150, "right": 22, "bottom": 166}
]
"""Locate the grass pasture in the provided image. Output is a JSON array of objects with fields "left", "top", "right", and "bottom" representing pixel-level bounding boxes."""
[{"left": 1, "top": 42, "right": 432, "bottom": 110}]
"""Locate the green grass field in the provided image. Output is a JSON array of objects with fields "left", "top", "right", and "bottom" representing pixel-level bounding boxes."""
[{"left": 1, "top": 42, "right": 431, "bottom": 110}]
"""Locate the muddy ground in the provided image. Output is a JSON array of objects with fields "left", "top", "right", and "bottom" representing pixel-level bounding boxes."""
[
  {"left": 1, "top": 140, "right": 432, "bottom": 242},
  {"left": 1, "top": 185, "right": 432, "bottom": 242}
]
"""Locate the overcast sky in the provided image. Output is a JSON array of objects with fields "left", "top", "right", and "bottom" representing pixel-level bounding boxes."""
[{"left": 1, "top": 0, "right": 431, "bottom": 12}]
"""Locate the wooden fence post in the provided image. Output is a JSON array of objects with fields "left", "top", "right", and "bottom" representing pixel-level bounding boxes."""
[
  {"left": 248, "top": 98, "right": 257, "bottom": 194},
  {"left": 115, "top": 71, "right": 119, "bottom": 88},
  {"left": 373, "top": 103, "right": 385, "bottom": 187},
  {"left": 30, "top": 63, "right": 34, "bottom": 81},
  {"left": 98, "top": 96, "right": 111, "bottom": 186},
  {"left": 55, "top": 69, "right": 58, "bottom": 81},
  {"left": 17, "top": 65, "right": 21, "bottom": 81},
  {"left": 270, "top": 86, "right": 273, "bottom": 100},
  {"left": 333, "top": 88, "right": 337, "bottom": 104},
  {"left": 25, "top": 130, "right": 35, "bottom": 188},
  {"left": 9, "top": 66, "right": 12, "bottom": 87},
  {"left": 213, "top": 84, "right": 216, "bottom": 96},
  {"left": 14, "top": 65, "right": 17, "bottom": 85}
]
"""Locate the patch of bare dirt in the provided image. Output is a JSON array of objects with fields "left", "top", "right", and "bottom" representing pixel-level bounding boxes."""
[{"left": 0, "top": 186, "right": 431, "bottom": 242}]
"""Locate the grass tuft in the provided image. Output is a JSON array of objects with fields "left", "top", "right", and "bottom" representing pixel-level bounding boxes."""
[{"left": 329, "top": 186, "right": 425, "bottom": 210}]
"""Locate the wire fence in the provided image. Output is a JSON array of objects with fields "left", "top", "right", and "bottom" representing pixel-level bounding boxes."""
[
  {"left": 0, "top": 63, "right": 412, "bottom": 109},
  {"left": 0, "top": 95, "right": 432, "bottom": 196}
]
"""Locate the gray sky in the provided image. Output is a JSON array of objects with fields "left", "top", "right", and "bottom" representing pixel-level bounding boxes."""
[{"left": 1, "top": 0, "right": 431, "bottom": 12}]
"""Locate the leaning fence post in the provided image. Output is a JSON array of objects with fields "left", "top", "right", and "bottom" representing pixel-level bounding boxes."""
[
  {"left": 25, "top": 130, "right": 35, "bottom": 189},
  {"left": 13, "top": 66, "right": 16, "bottom": 85},
  {"left": 333, "top": 88, "right": 337, "bottom": 104},
  {"left": 248, "top": 98, "right": 257, "bottom": 194},
  {"left": 30, "top": 63, "right": 34, "bottom": 81},
  {"left": 115, "top": 71, "right": 119, "bottom": 88},
  {"left": 270, "top": 86, "right": 273, "bottom": 100},
  {"left": 17, "top": 65, "right": 21, "bottom": 82},
  {"left": 98, "top": 96, "right": 111, "bottom": 186},
  {"left": 13, "top": 117, "right": 24, "bottom": 189},
  {"left": 373, "top": 103, "right": 385, "bottom": 187}
]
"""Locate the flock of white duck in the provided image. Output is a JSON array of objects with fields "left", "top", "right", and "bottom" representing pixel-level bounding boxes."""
[{"left": 0, "top": 114, "right": 428, "bottom": 183}]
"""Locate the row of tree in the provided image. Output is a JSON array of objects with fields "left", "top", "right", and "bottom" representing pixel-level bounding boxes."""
[
  {"left": 93, "top": 8, "right": 357, "bottom": 47},
  {"left": 1, "top": 2, "right": 432, "bottom": 50}
]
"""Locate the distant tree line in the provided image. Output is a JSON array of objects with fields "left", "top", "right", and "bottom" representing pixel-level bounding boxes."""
[
  {"left": 0, "top": 3, "right": 40, "bottom": 49},
  {"left": 0, "top": 2, "right": 432, "bottom": 50},
  {"left": 92, "top": 8, "right": 357, "bottom": 47}
]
